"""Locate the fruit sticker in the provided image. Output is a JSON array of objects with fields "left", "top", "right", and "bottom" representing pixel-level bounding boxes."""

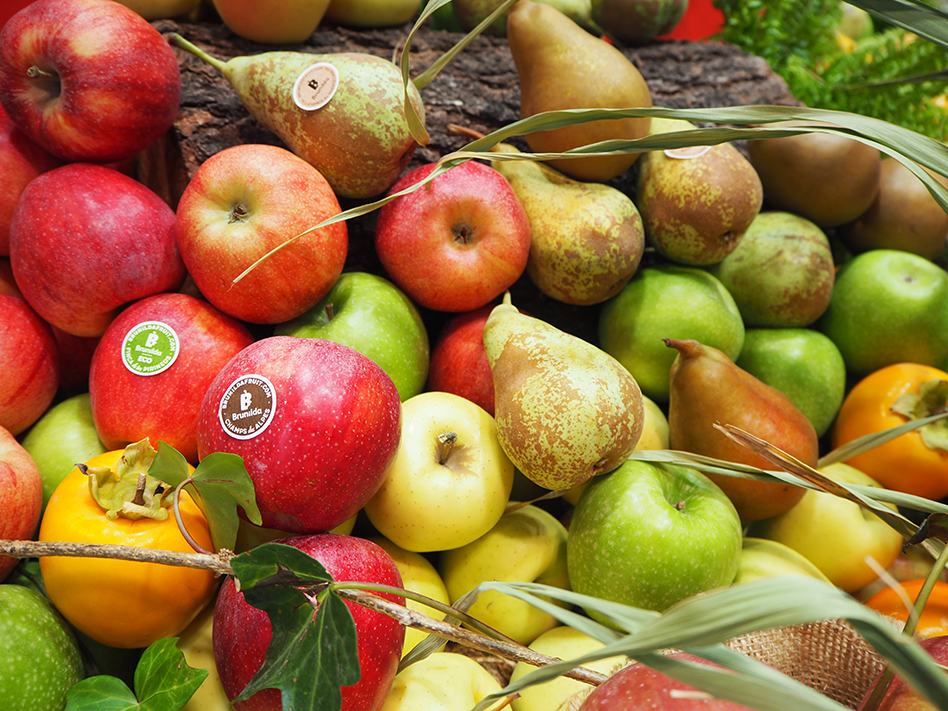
[
  {"left": 218, "top": 374, "right": 277, "bottom": 440},
  {"left": 121, "top": 321, "right": 179, "bottom": 375},
  {"left": 664, "top": 145, "right": 712, "bottom": 159},
  {"left": 292, "top": 62, "right": 339, "bottom": 111}
]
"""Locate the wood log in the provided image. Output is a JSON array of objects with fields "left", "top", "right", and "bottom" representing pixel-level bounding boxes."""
[{"left": 141, "top": 19, "right": 800, "bottom": 344}]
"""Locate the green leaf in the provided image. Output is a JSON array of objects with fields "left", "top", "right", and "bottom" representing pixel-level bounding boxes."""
[
  {"left": 150, "top": 441, "right": 262, "bottom": 552},
  {"left": 230, "top": 543, "right": 360, "bottom": 711},
  {"left": 846, "top": 0, "right": 948, "bottom": 48},
  {"left": 65, "top": 638, "right": 208, "bottom": 711}
]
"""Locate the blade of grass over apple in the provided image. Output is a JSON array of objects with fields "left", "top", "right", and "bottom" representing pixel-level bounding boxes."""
[
  {"left": 468, "top": 577, "right": 948, "bottom": 711},
  {"left": 845, "top": 0, "right": 948, "bottom": 48}
]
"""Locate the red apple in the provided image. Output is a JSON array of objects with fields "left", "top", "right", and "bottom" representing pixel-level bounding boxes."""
[
  {"left": 0, "top": 0, "right": 181, "bottom": 163},
  {"left": 0, "top": 104, "right": 60, "bottom": 255},
  {"left": 427, "top": 304, "right": 495, "bottom": 415},
  {"left": 51, "top": 326, "right": 100, "bottom": 392},
  {"left": 862, "top": 634, "right": 948, "bottom": 710},
  {"left": 175, "top": 143, "right": 348, "bottom": 325},
  {"left": 9, "top": 162, "right": 185, "bottom": 338},
  {"left": 0, "top": 257, "right": 20, "bottom": 297},
  {"left": 0, "top": 424, "right": 42, "bottom": 582},
  {"left": 579, "top": 651, "right": 755, "bottom": 710},
  {"left": 0, "top": 293, "right": 58, "bottom": 436},
  {"left": 196, "top": 336, "right": 401, "bottom": 534},
  {"left": 89, "top": 292, "right": 256, "bottom": 462},
  {"left": 214, "top": 533, "right": 405, "bottom": 711},
  {"left": 374, "top": 160, "right": 531, "bottom": 312}
]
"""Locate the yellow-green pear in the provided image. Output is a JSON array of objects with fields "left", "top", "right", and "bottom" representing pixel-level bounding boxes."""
[
  {"left": 507, "top": 0, "right": 652, "bottom": 183},
  {"left": 636, "top": 117, "right": 763, "bottom": 266},
  {"left": 483, "top": 293, "right": 644, "bottom": 490},
  {"left": 168, "top": 35, "right": 425, "bottom": 199},
  {"left": 491, "top": 143, "right": 645, "bottom": 305}
]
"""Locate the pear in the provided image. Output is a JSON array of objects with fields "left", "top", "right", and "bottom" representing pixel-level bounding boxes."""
[
  {"left": 665, "top": 338, "right": 819, "bottom": 522},
  {"left": 490, "top": 143, "right": 644, "bottom": 305},
  {"left": 636, "top": 117, "right": 763, "bottom": 265},
  {"left": 483, "top": 293, "right": 644, "bottom": 490},
  {"left": 506, "top": 0, "right": 652, "bottom": 183},
  {"left": 169, "top": 35, "right": 424, "bottom": 199}
]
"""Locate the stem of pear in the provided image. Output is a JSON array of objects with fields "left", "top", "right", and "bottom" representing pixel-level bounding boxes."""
[{"left": 166, "top": 32, "right": 229, "bottom": 74}]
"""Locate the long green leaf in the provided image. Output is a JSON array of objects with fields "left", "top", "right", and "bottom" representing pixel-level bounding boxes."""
[{"left": 845, "top": 0, "right": 948, "bottom": 48}]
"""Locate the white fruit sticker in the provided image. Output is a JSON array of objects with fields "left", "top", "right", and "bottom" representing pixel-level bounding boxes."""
[
  {"left": 121, "top": 321, "right": 179, "bottom": 376},
  {"left": 664, "top": 145, "right": 713, "bottom": 159},
  {"left": 292, "top": 62, "right": 339, "bottom": 111},
  {"left": 218, "top": 374, "right": 277, "bottom": 440}
]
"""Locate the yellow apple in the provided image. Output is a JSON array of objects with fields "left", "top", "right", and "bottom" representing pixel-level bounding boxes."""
[
  {"left": 113, "top": 0, "right": 200, "bottom": 19},
  {"left": 210, "top": 0, "right": 331, "bottom": 44},
  {"left": 563, "top": 394, "right": 669, "bottom": 505},
  {"left": 753, "top": 462, "right": 904, "bottom": 592},
  {"left": 439, "top": 504, "right": 570, "bottom": 646},
  {"left": 370, "top": 536, "right": 451, "bottom": 657},
  {"left": 732, "top": 537, "right": 831, "bottom": 586},
  {"left": 509, "top": 625, "right": 627, "bottom": 711},
  {"left": 364, "top": 391, "right": 515, "bottom": 553},
  {"left": 381, "top": 651, "right": 507, "bottom": 711},
  {"left": 176, "top": 599, "right": 233, "bottom": 711},
  {"left": 324, "top": 0, "right": 422, "bottom": 27}
]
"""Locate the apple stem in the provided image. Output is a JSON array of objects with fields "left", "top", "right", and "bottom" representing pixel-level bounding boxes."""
[
  {"left": 166, "top": 32, "right": 229, "bottom": 75},
  {"left": 675, "top": 500, "right": 686, "bottom": 511},
  {"left": 438, "top": 431, "right": 458, "bottom": 464},
  {"left": 26, "top": 65, "right": 54, "bottom": 79},
  {"left": 325, "top": 303, "right": 335, "bottom": 321}
]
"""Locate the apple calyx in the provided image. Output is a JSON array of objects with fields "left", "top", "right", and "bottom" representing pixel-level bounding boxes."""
[
  {"left": 891, "top": 379, "right": 948, "bottom": 452},
  {"left": 452, "top": 222, "right": 476, "bottom": 246},
  {"left": 81, "top": 439, "right": 172, "bottom": 521},
  {"left": 437, "top": 431, "right": 458, "bottom": 465}
]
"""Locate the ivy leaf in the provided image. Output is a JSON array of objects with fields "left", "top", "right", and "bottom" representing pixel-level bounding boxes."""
[
  {"left": 65, "top": 638, "right": 208, "bottom": 711},
  {"left": 231, "top": 543, "right": 361, "bottom": 711},
  {"left": 149, "top": 441, "right": 262, "bottom": 552}
]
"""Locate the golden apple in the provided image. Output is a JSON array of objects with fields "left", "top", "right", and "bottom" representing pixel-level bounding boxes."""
[
  {"left": 210, "top": 0, "right": 331, "bottom": 44},
  {"left": 324, "top": 0, "right": 422, "bottom": 27},
  {"left": 381, "top": 652, "right": 507, "bottom": 711}
]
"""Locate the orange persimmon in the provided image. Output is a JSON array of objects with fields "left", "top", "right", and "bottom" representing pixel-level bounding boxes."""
[{"left": 865, "top": 579, "right": 948, "bottom": 638}]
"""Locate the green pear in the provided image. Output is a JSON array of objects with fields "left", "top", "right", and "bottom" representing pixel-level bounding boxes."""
[
  {"left": 491, "top": 143, "right": 644, "bottom": 305},
  {"left": 483, "top": 293, "right": 644, "bottom": 490},
  {"left": 169, "top": 35, "right": 425, "bottom": 199},
  {"left": 506, "top": 0, "right": 652, "bottom": 183},
  {"left": 636, "top": 117, "right": 763, "bottom": 266},
  {"left": 453, "top": 0, "right": 594, "bottom": 36}
]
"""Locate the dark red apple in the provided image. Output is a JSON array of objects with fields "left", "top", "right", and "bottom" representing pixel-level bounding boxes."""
[
  {"left": 0, "top": 424, "right": 42, "bottom": 582},
  {"left": 861, "top": 634, "right": 948, "bottom": 710},
  {"left": 579, "top": 652, "right": 755, "bottom": 710},
  {"left": 51, "top": 326, "right": 100, "bottom": 392},
  {"left": 214, "top": 533, "right": 405, "bottom": 711},
  {"left": 0, "top": 257, "right": 20, "bottom": 297},
  {"left": 427, "top": 304, "right": 495, "bottom": 416},
  {"left": 9, "top": 162, "right": 186, "bottom": 338},
  {"left": 0, "top": 293, "right": 58, "bottom": 435},
  {"left": 0, "top": 0, "right": 181, "bottom": 163},
  {"left": 89, "top": 292, "right": 256, "bottom": 462},
  {"left": 0, "top": 104, "right": 60, "bottom": 255},
  {"left": 196, "top": 336, "right": 401, "bottom": 534}
]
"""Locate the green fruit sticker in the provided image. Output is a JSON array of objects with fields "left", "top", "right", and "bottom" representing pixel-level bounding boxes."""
[
  {"left": 292, "top": 62, "right": 339, "bottom": 111},
  {"left": 122, "top": 321, "right": 180, "bottom": 375},
  {"left": 218, "top": 374, "right": 277, "bottom": 440}
]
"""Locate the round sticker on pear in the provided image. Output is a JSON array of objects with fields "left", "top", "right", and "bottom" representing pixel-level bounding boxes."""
[
  {"left": 217, "top": 374, "right": 277, "bottom": 440},
  {"left": 121, "top": 321, "right": 179, "bottom": 375},
  {"left": 292, "top": 62, "right": 340, "bottom": 111}
]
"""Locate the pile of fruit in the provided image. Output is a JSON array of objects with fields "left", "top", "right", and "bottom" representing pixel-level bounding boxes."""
[{"left": 2, "top": 0, "right": 948, "bottom": 710}]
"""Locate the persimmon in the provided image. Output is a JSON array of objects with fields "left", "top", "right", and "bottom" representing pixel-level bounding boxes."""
[{"left": 865, "top": 579, "right": 948, "bottom": 639}]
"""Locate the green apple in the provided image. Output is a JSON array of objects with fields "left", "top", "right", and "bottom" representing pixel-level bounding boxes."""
[
  {"left": 599, "top": 264, "right": 745, "bottom": 402},
  {"left": 509, "top": 625, "right": 627, "bottom": 711},
  {"left": 752, "top": 462, "right": 904, "bottom": 593},
  {"left": 275, "top": 271, "right": 430, "bottom": 401},
  {"left": 838, "top": 2, "right": 873, "bottom": 40},
  {"left": 324, "top": 0, "right": 422, "bottom": 27},
  {"left": 567, "top": 460, "right": 743, "bottom": 616},
  {"left": 370, "top": 536, "right": 451, "bottom": 657},
  {"left": 732, "top": 537, "right": 831, "bottom": 586},
  {"left": 364, "top": 391, "right": 514, "bottom": 553},
  {"left": 380, "top": 651, "right": 505, "bottom": 711},
  {"left": 0, "top": 585, "right": 85, "bottom": 711},
  {"left": 20, "top": 392, "right": 107, "bottom": 513},
  {"left": 439, "top": 504, "right": 570, "bottom": 646},
  {"left": 816, "top": 249, "right": 948, "bottom": 375},
  {"left": 736, "top": 328, "right": 847, "bottom": 438}
]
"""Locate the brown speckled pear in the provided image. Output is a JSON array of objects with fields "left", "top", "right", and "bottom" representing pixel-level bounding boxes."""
[
  {"left": 483, "top": 293, "right": 644, "bottom": 490},
  {"left": 490, "top": 142, "right": 644, "bottom": 305},
  {"left": 666, "top": 338, "right": 817, "bottom": 521},
  {"left": 506, "top": 0, "right": 652, "bottom": 183},
  {"left": 169, "top": 35, "right": 424, "bottom": 199}
]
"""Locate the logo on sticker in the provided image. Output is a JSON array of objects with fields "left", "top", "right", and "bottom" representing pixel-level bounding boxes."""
[
  {"left": 218, "top": 374, "right": 277, "bottom": 440},
  {"left": 122, "top": 321, "right": 179, "bottom": 375},
  {"left": 292, "top": 62, "right": 340, "bottom": 111},
  {"left": 664, "top": 145, "right": 713, "bottom": 159}
]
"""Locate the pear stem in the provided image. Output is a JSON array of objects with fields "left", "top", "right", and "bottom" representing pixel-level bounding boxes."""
[
  {"left": 166, "top": 32, "right": 229, "bottom": 74},
  {"left": 437, "top": 431, "right": 458, "bottom": 464}
]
